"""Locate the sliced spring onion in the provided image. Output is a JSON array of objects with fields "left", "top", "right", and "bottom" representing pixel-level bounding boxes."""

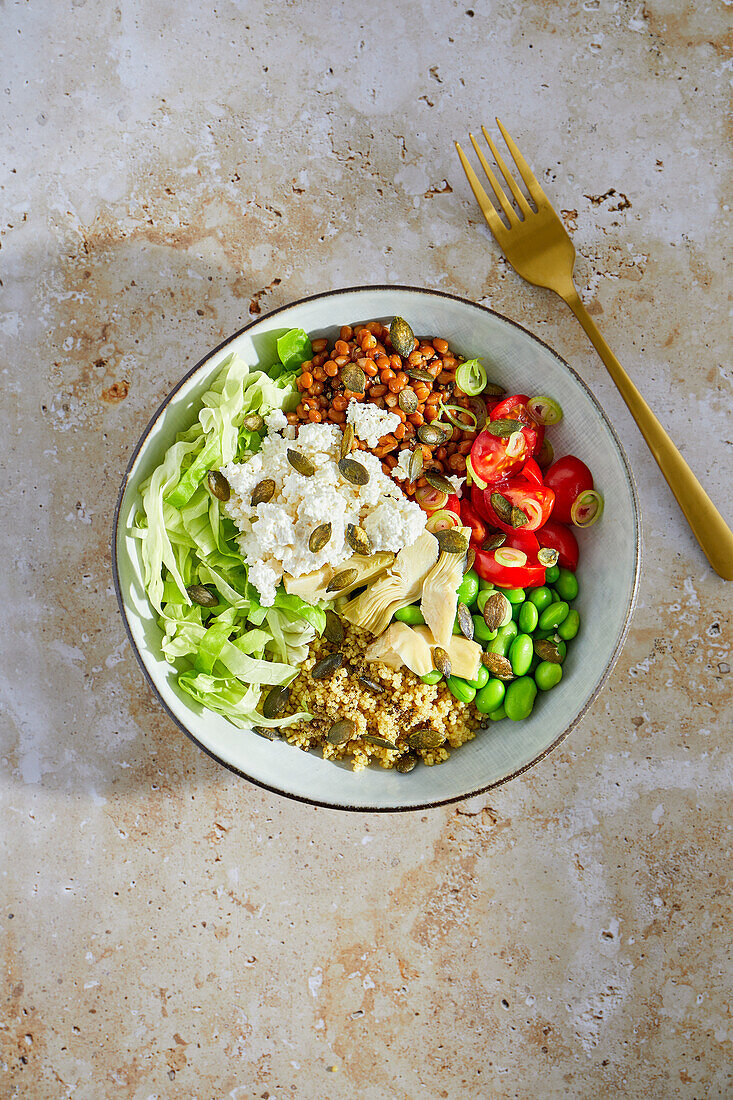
[
  {"left": 414, "top": 485, "right": 449, "bottom": 513},
  {"left": 455, "top": 359, "right": 487, "bottom": 396},
  {"left": 538, "top": 547, "right": 559, "bottom": 567},
  {"left": 527, "top": 395, "right": 563, "bottom": 426},
  {"left": 494, "top": 547, "right": 527, "bottom": 568},
  {"left": 536, "top": 439, "right": 555, "bottom": 469},
  {"left": 571, "top": 489, "right": 604, "bottom": 527},
  {"left": 465, "top": 453, "right": 487, "bottom": 490},
  {"left": 467, "top": 395, "right": 488, "bottom": 432},
  {"left": 505, "top": 429, "right": 526, "bottom": 458},
  {"left": 426, "top": 508, "right": 462, "bottom": 533},
  {"left": 518, "top": 497, "right": 544, "bottom": 528},
  {"left": 437, "top": 402, "right": 478, "bottom": 431}
]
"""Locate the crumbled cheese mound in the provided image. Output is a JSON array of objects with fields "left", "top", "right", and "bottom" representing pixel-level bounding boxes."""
[
  {"left": 221, "top": 423, "right": 427, "bottom": 606},
  {"left": 391, "top": 449, "right": 413, "bottom": 483},
  {"left": 346, "top": 400, "right": 401, "bottom": 449}
]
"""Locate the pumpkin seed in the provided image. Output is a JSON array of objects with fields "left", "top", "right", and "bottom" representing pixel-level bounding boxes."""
[
  {"left": 358, "top": 674, "right": 384, "bottom": 694},
  {"left": 362, "top": 733, "right": 396, "bottom": 749},
  {"left": 537, "top": 547, "right": 559, "bottom": 567},
  {"left": 341, "top": 363, "right": 366, "bottom": 393},
  {"left": 326, "top": 567, "right": 358, "bottom": 592},
  {"left": 408, "top": 446, "right": 423, "bottom": 484},
  {"left": 312, "top": 652, "right": 343, "bottom": 680},
  {"left": 435, "top": 528, "right": 469, "bottom": 555},
  {"left": 252, "top": 725, "right": 276, "bottom": 740},
  {"left": 345, "top": 522, "right": 372, "bottom": 556},
  {"left": 433, "top": 646, "right": 452, "bottom": 678},
  {"left": 340, "top": 423, "right": 355, "bottom": 459},
  {"left": 398, "top": 387, "right": 418, "bottom": 414},
  {"left": 396, "top": 752, "right": 418, "bottom": 773},
  {"left": 262, "top": 685, "right": 289, "bottom": 719},
  {"left": 425, "top": 469, "right": 455, "bottom": 495},
  {"left": 417, "top": 423, "right": 448, "bottom": 446},
  {"left": 287, "top": 449, "right": 315, "bottom": 477},
  {"left": 407, "top": 367, "right": 434, "bottom": 383},
  {"left": 511, "top": 506, "right": 528, "bottom": 529},
  {"left": 490, "top": 492, "right": 513, "bottom": 524},
  {"left": 390, "top": 316, "right": 416, "bottom": 358},
  {"left": 482, "top": 532, "right": 506, "bottom": 552},
  {"left": 463, "top": 546, "right": 476, "bottom": 574},
  {"left": 309, "top": 522, "right": 332, "bottom": 553},
  {"left": 534, "top": 638, "right": 563, "bottom": 663},
  {"left": 486, "top": 418, "right": 524, "bottom": 437},
  {"left": 207, "top": 470, "right": 231, "bottom": 501},
  {"left": 408, "top": 727, "right": 445, "bottom": 750},
  {"left": 251, "top": 478, "right": 276, "bottom": 506},
  {"left": 326, "top": 718, "right": 355, "bottom": 745},
  {"left": 483, "top": 382, "right": 505, "bottom": 397},
  {"left": 324, "top": 609, "right": 344, "bottom": 646},
  {"left": 187, "top": 584, "right": 218, "bottom": 608},
  {"left": 483, "top": 592, "right": 508, "bottom": 631},
  {"left": 481, "top": 652, "right": 514, "bottom": 680},
  {"left": 457, "top": 602, "right": 474, "bottom": 640},
  {"left": 242, "top": 413, "right": 265, "bottom": 432},
  {"left": 338, "top": 457, "right": 369, "bottom": 485}
]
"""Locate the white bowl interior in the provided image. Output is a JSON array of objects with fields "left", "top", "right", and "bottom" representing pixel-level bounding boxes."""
[{"left": 115, "top": 287, "right": 639, "bottom": 810}]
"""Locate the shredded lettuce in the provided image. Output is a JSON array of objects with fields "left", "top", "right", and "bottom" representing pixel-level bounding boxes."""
[{"left": 132, "top": 336, "right": 321, "bottom": 729}]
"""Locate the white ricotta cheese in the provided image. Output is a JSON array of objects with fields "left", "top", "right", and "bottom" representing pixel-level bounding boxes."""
[{"left": 346, "top": 400, "right": 401, "bottom": 449}]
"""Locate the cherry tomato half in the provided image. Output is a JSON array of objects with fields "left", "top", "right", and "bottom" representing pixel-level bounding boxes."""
[
  {"left": 470, "top": 427, "right": 529, "bottom": 485},
  {"left": 460, "top": 499, "right": 488, "bottom": 546},
  {"left": 543, "top": 455, "right": 593, "bottom": 524},
  {"left": 520, "top": 457, "right": 544, "bottom": 486},
  {"left": 481, "top": 479, "right": 555, "bottom": 534},
  {"left": 490, "top": 394, "right": 545, "bottom": 457},
  {"left": 446, "top": 494, "right": 462, "bottom": 515},
  {"left": 473, "top": 547, "right": 546, "bottom": 588},
  {"left": 536, "top": 518, "right": 579, "bottom": 572}
]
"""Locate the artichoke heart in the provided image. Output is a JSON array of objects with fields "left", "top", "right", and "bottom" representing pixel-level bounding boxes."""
[
  {"left": 420, "top": 528, "right": 471, "bottom": 648},
  {"left": 284, "top": 551, "right": 395, "bottom": 604},
  {"left": 340, "top": 531, "right": 439, "bottom": 636},
  {"left": 413, "top": 625, "right": 482, "bottom": 682},
  {"left": 364, "top": 621, "right": 434, "bottom": 677}
]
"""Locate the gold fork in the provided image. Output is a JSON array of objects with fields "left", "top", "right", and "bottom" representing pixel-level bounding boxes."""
[{"left": 456, "top": 120, "right": 733, "bottom": 581}]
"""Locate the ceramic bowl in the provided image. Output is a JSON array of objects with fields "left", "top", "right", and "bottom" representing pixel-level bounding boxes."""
[{"left": 113, "top": 286, "right": 640, "bottom": 811}]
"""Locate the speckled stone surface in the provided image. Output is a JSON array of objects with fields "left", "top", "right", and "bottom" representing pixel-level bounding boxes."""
[{"left": 2, "top": 1, "right": 732, "bottom": 1097}]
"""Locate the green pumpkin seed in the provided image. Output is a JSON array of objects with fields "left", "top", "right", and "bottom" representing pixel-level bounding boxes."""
[
  {"left": 481, "top": 652, "right": 514, "bottom": 680},
  {"left": 482, "top": 532, "right": 506, "bottom": 552},
  {"left": 433, "top": 646, "right": 452, "bottom": 678},
  {"left": 408, "top": 367, "right": 434, "bottom": 383},
  {"left": 252, "top": 725, "right": 276, "bottom": 740},
  {"left": 537, "top": 547, "right": 559, "bottom": 567},
  {"left": 326, "top": 718, "right": 355, "bottom": 745},
  {"left": 408, "top": 727, "right": 445, "bottom": 750},
  {"left": 490, "top": 492, "right": 513, "bottom": 524},
  {"left": 362, "top": 733, "right": 396, "bottom": 749},
  {"left": 457, "top": 602, "right": 474, "bottom": 640},
  {"left": 408, "top": 446, "right": 423, "bottom": 484},
  {"left": 417, "top": 423, "right": 448, "bottom": 446},
  {"left": 358, "top": 674, "right": 384, "bottom": 694},
  {"left": 326, "top": 567, "right": 359, "bottom": 592},
  {"left": 341, "top": 363, "right": 366, "bottom": 393},
  {"left": 287, "top": 449, "right": 315, "bottom": 476},
  {"left": 243, "top": 413, "right": 265, "bottom": 432},
  {"left": 390, "top": 316, "right": 416, "bottom": 358},
  {"left": 340, "top": 423, "right": 355, "bottom": 458},
  {"left": 486, "top": 418, "right": 524, "bottom": 437},
  {"left": 511, "top": 506, "right": 528, "bottom": 529},
  {"left": 312, "top": 652, "right": 343, "bottom": 680},
  {"left": 345, "top": 523, "right": 372, "bottom": 556},
  {"left": 398, "top": 387, "right": 418, "bottom": 415},
  {"left": 309, "top": 522, "right": 332, "bottom": 553},
  {"left": 324, "top": 609, "right": 344, "bottom": 646},
  {"left": 207, "top": 470, "right": 231, "bottom": 501},
  {"left": 463, "top": 547, "right": 476, "bottom": 574},
  {"left": 187, "top": 584, "right": 218, "bottom": 608},
  {"left": 436, "top": 528, "right": 469, "bottom": 555},
  {"left": 533, "top": 638, "right": 563, "bottom": 663},
  {"left": 251, "top": 478, "right": 276, "bottom": 506},
  {"left": 396, "top": 752, "right": 418, "bottom": 773},
  {"left": 483, "top": 382, "right": 505, "bottom": 397},
  {"left": 262, "top": 685, "right": 289, "bottom": 719},
  {"left": 483, "top": 592, "right": 507, "bottom": 632},
  {"left": 338, "top": 457, "right": 369, "bottom": 485},
  {"left": 424, "top": 469, "right": 455, "bottom": 495}
]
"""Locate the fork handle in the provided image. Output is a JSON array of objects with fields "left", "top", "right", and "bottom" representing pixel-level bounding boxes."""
[{"left": 558, "top": 283, "right": 733, "bottom": 581}]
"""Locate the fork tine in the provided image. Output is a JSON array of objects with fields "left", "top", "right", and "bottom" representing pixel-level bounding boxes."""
[
  {"left": 454, "top": 142, "right": 507, "bottom": 238},
  {"left": 494, "top": 118, "right": 545, "bottom": 205},
  {"left": 480, "top": 125, "right": 532, "bottom": 217},
  {"left": 468, "top": 133, "right": 517, "bottom": 224}
]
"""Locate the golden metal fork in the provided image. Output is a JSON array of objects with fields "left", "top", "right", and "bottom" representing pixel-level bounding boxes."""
[{"left": 456, "top": 120, "right": 733, "bottom": 581}]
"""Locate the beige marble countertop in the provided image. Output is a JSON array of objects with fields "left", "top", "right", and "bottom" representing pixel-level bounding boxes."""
[{"left": 2, "top": 1, "right": 731, "bottom": 1097}]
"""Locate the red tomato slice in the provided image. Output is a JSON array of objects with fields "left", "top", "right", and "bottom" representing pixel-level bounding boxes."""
[
  {"left": 490, "top": 394, "right": 545, "bottom": 457},
  {"left": 543, "top": 455, "right": 594, "bottom": 523},
  {"left": 536, "top": 518, "right": 579, "bottom": 571},
  {"left": 460, "top": 499, "right": 488, "bottom": 545},
  {"left": 481, "top": 480, "right": 555, "bottom": 534},
  {"left": 471, "top": 482, "right": 492, "bottom": 522},
  {"left": 503, "top": 527, "right": 540, "bottom": 556},
  {"left": 520, "top": 457, "right": 544, "bottom": 486},
  {"left": 446, "top": 493, "right": 462, "bottom": 514},
  {"left": 473, "top": 547, "right": 546, "bottom": 588},
  {"left": 469, "top": 427, "right": 529, "bottom": 486}
]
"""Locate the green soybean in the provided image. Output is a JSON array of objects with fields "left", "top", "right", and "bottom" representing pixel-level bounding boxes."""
[
  {"left": 467, "top": 664, "right": 490, "bottom": 690},
  {"left": 518, "top": 601, "right": 539, "bottom": 634},
  {"left": 488, "top": 704, "right": 507, "bottom": 721},
  {"left": 509, "top": 633, "right": 534, "bottom": 676},
  {"left": 538, "top": 601, "right": 570, "bottom": 630},
  {"left": 555, "top": 639, "right": 567, "bottom": 661},
  {"left": 554, "top": 568, "right": 579, "bottom": 602},
  {"left": 475, "top": 678, "right": 505, "bottom": 713},
  {"left": 476, "top": 589, "right": 493, "bottom": 615},
  {"left": 473, "top": 615, "right": 497, "bottom": 645},
  {"left": 544, "top": 563, "right": 560, "bottom": 584},
  {"left": 488, "top": 621, "right": 517, "bottom": 656},
  {"left": 528, "top": 586, "right": 553, "bottom": 613},
  {"left": 504, "top": 676, "right": 538, "bottom": 721},
  {"left": 478, "top": 576, "right": 495, "bottom": 591},
  {"left": 535, "top": 661, "right": 563, "bottom": 691},
  {"left": 394, "top": 604, "right": 425, "bottom": 626},
  {"left": 453, "top": 616, "right": 463, "bottom": 635},
  {"left": 447, "top": 676, "right": 476, "bottom": 704},
  {"left": 456, "top": 569, "right": 480, "bottom": 608},
  {"left": 558, "top": 609, "right": 580, "bottom": 640},
  {"left": 498, "top": 621, "right": 518, "bottom": 643},
  {"left": 420, "top": 670, "right": 442, "bottom": 685},
  {"left": 499, "top": 586, "right": 525, "bottom": 604}
]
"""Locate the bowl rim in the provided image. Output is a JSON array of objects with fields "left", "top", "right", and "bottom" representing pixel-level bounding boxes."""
[{"left": 112, "top": 283, "right": 641, "bottom": 812}]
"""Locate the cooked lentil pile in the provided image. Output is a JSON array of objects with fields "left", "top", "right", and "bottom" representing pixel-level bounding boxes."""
[{"left": 260, "top": 623, "right": 480, "bottom": 772}]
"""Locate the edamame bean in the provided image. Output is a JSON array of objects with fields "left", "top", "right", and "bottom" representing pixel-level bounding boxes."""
[
  {"left": 420, "top": 670, "right": 442, "bottom": 685},
  {"left": 488, "top": 703, "right": 506, "bottom": 721},
  {"left": 535, "top": 661, "right": 563, "bottom": 691},
  {"left": 528, "top": 586, "right": 553, "bottom": 613},
  {"left": 456, "top": 569, "right": 480, "bottom": 608},
  {"left": 473, "top": 615, "right": 497, "bottom": 645},
  {"left": 554, "top": 567, "right": 579, "bottom": 602},
  {"left": 467, "top": 664, "right": 490, "bottom": 690},
  {"left": 453, "top": 616, "right": 463, "bottom": 635},
  {"left": 476, "top": 589, "right": 493, "bottom": 615},
  {"left": 545, "top": 564, "right": 560, "bottom": 584},
  {"left": 509, "top": 633, "right": 534, "bottom": 676},
  {"left": 478, "top": 577, "right": 495, "bottom": 591},
  {"left": 498, "top": 621, "right": 518, "bottom": 643},
  {"left": 446, "top": 676, "right": 476, "bottom": 704},
  {"left": 394, "top": 604, "right": 425, "bottom": 626},
  {"left": 555, "top": 639, "right": 567, "bottom": 661},
  {"left": 475, "top": 678, "right": 505, "bottom": 713},
  {"left": 511, "top": 600, "right": 523, "bottom": 621},
  {"left": 488, "top": 621, "right": 518, "bottom": 656},
  {"left": 538, "top": 600, "right": 570, "bottom": 630},
  {"left": 518, "top": 600, "right": 539, "bottom": 633},
  {"left": 557, "top": 609, "right": 580, "bottom": 640},
  {"left": 504, "top": 676, "right": 537, "bottom": 721},
  {"left": 498, "top": 586, "right": 525, "bottom": 604}
]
